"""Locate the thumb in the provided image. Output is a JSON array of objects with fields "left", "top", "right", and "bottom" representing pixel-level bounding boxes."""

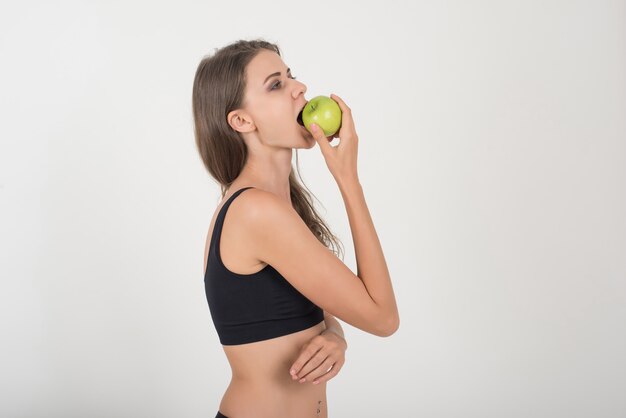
[{"left": 309, "top": 123, "right": 332, "bottom": 154}]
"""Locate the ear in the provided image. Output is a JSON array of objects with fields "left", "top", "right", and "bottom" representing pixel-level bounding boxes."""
[{"left": 227, "top": 109, "right": 255, "bottom": 133}]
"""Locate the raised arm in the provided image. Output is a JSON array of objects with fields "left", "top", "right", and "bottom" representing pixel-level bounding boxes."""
[
  {"left": 249, "top": 93, "right": 398, "bottom": 336},
  {"left": 338, "top": 178, "right": 399, "bottom": 334},
  {"left": 241, "top": 184, "right": 399, "bottom": 337}
]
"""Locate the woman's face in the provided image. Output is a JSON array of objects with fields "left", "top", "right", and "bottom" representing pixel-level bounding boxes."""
[{"left": 229, "top": 49, "right": 314, "bottom": 149}]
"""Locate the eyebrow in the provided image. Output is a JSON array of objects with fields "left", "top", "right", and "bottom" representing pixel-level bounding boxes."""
[{"left": 263, "top": 68, "right": 291, "bottom": 85}]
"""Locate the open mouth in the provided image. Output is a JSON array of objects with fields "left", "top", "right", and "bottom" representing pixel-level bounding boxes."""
[{"left": 296, "top": 102, "right": 307, "bottom": 127}]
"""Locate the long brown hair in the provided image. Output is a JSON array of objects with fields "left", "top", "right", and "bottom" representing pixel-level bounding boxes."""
[{"left": 192, "top": 38, "right": 345, "bottom": 261}]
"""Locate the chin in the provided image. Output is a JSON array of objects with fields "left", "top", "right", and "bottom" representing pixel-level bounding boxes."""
[
  {"left": 298, "top": 127, "right": 316, "bottom": 149},
  {"left": 300, "top": 136, "right": 316, "bottom": 149},
  {"left": 287, "top": 129, "right": 312, "bottom": 149},
  {"left": 292, "top": 141, "right": 315, "bottom": 150}
]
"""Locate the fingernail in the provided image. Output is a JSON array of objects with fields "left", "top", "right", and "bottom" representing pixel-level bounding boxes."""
[
  {"left": 310, "top": 124, "right": 317, "bottom": 132},
  {"left": 299, "top": 378, "right": 306, "bottom": 383},
  {"left": 290, "top": 369, "right": 296, "bottom": 375},
  {"left": 313, "top": 380, "right": 319, "bottom": 385}
]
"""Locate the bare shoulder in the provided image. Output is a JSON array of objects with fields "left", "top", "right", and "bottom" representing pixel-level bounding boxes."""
[
  {"left": 233, "top": 187, "right": 390, "bottom": 337},
  {"left": 232, "top": 187, "right": 313, "bottom": 245},
  {"left": 227, "top": 187, "right": 289, "bottom": 220},
  {"left": 203, "top": 188, "right": 273, "bottom": 274}
]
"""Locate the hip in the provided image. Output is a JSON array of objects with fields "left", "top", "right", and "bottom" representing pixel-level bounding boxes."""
[{"left": 219, "top": 376, "right": 328, "bottom": 418}]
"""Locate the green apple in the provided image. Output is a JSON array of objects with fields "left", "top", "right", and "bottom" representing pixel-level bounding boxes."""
[{"left": 301, "top": 95, "right": 342, "bottom": 137}]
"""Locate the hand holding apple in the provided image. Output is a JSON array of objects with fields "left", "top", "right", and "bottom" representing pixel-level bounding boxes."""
[{"left": 307, "top": 94, "right": 360, "bottom": 184}]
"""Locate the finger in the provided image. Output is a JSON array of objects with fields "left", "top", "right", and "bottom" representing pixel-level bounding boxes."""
[
  {"left": 309, "top": 123, "right": 334, "bottom": 152},
  {"left": 312, "top": 360, "right": 343, "bottom": 385},
  {"left": 290, "top": 343, "right": 322, "bottom": 379},
  {"left": 295, "top": 351, "right": 329, "bottom": 382},
  {"left": 303, "top": 357, "right": 336, "bottom": 384},
  {"left": 329, "top": 93, "right": 351, "bottom": 113}
]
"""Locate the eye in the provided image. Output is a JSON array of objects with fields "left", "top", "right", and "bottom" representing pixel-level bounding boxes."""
[{"left": 271, "top": 75, "right": 297, "bottom": 90}]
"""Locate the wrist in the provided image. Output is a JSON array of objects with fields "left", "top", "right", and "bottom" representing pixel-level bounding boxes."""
[
  {"left": 336, "top": 174, "right": 360, "bottom": 191},
  {"left": 321, "top": 328, "right": 348, "bottom": 349}
]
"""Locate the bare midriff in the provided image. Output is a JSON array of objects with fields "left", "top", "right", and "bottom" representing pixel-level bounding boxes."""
[{"left": 218, "top": 320, "right": 328, "bottom": 418}]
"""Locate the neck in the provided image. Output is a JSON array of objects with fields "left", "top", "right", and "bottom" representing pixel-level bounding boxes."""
[{"left": 233, "top": 149, "right": 293, "bottom": 204}]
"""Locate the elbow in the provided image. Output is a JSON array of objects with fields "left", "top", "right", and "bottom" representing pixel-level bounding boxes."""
[
  {"left": 377, "top": 313, "right": 400, "bottom": 337},
  {"left": 387, "top": 313, "right": 400, "bottom": 336}
]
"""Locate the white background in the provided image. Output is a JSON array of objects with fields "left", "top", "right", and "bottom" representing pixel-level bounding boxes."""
[{"left": 1, "top": 1, "right": 625, "bottom": 417}]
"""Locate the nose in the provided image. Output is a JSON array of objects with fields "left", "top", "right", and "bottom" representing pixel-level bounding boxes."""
[{"left": 292, "top": 79, "right": 307, "bottom": 98}]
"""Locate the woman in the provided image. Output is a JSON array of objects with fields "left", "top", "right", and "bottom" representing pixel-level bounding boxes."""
[{"left": 193, "top": 39, "right": 399, "bottom": 418}]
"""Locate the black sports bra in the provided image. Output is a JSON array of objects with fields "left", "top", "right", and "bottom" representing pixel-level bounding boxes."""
[{"left": 204, "top": 186, "right": 324, "bottom": 345}]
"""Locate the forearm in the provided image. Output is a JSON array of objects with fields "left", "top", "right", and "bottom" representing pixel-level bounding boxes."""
[{"left": 337, "top": 178, "right": 399, "bottom": 326}]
